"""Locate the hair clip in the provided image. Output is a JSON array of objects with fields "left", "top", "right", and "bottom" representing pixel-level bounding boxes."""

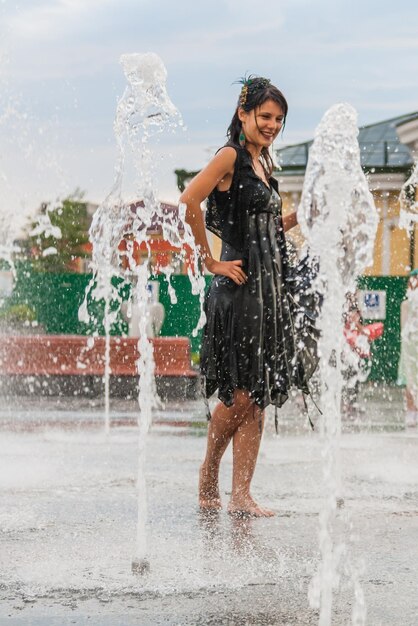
[{"left": 236, "top": 75, "right": 271, "bottom": 108}]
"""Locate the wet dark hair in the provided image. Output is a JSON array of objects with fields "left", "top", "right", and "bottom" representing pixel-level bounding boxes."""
[{"left": 227, "top": 75, "right": 288, "bottom": 177}]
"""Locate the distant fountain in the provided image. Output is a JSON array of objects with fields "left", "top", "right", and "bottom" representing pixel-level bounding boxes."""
[
  {"left": 81, "top": 52, "right": 205, "bottom": 574},
  {"left": 298, "top": 103, "right": 378, "bottom": 625},
  {"left": 399, "top": 159, "right": 418, "bottom": 230},
  {"left": 398, "top": 158, "right": 418, "bottom": 429}
]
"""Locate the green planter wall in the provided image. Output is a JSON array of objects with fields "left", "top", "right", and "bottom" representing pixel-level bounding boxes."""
[
  {"left": 357, "top": 275, "right": 408, "bottom": 382},
  {"left": 3, "top": 265, "right": 408, "bottom": 380},
  {"left": 6, "top": 265, "right": 210, "bottom": 353}
]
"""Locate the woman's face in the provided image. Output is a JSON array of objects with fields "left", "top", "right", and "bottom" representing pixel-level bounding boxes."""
[{"left": 239, "top": 99, "right": 284, "bottom": 149}]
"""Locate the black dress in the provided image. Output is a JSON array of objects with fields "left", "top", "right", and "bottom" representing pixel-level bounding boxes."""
[{"left": 200, "top": 144, "right": 318, "bottom": 413}]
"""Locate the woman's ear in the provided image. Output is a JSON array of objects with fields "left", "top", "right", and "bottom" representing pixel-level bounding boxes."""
[{"left": 237, "top": 107, "right": 246, "bottom": 123}]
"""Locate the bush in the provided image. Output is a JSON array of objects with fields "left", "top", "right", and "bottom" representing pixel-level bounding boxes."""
[
  {"left": 0, "top": 303, "right": 37, "bottom": 324},
  {"left": 22, "top": 192, "right": 91, "bottom": 273}
]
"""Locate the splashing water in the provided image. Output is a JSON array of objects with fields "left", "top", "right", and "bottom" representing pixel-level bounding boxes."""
[
  {"left": 0, "top": 90, "right": 64, "bottom": 278},
  {"left": 0, "top": 32, "right": 69, "bottom": 276},
  {"left": 82, "top": 52, "right": 205, "bottom": 573},
  {"left": 398, "top": 280, "right": 418, "bottom": 417},
  {"left": 81, "top": 52, "right": 184, "bottom": 432},
  {"left": 399, "top": 159, "right": 418, "bottom": 230},
  {"left": 298, "top": 103, "right": 378, "bottom": 626}
]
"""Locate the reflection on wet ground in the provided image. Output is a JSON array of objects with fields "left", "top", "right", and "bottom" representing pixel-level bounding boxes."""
[
  {"left": 0, "top": 382, "right": 407, "bottom": 433},
  {"left": 0, "top": 384, "right": 417, "bottom": 625}
]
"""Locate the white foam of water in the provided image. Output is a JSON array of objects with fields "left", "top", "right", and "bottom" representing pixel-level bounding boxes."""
[
  {"left": 399, "top": 286, "right": 418, "bottom": 405},
  {"left": 82, "top": 52, "right": 205, "bottom": 570},
  {"left": 398, "top": 162, "right": 418, "bottom": 412},
  {"left": 399, "top": 159, "right": 418, "bottom": 230},
  {"left": 298, "top": 103, "right": 378, "bottom": 626},
  {"left": 0, "top": 45, "right": 68, "bottom": 272}
]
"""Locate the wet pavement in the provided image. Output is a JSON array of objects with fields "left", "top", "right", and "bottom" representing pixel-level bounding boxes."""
[{"left": 0, "top": 384, "right": 417, "bottom": 625}]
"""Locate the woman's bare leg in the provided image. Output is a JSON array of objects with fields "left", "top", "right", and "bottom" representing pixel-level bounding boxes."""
[
  {"left": 405, "top": 388, "right": 418, "bottom": 426},
  {"left": 228, "top": 407, "right": 275, "bottom": 517},
  {"left": 199, "top": 391, "right": 253, "bottom": 509},
  {"left": 406, "top": 388, "right": 417, "bottom": 411}
]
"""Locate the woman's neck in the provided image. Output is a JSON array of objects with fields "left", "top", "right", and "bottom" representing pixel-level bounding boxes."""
[{"left": 244, "top": 143, "right": 262, "bottom": 160}]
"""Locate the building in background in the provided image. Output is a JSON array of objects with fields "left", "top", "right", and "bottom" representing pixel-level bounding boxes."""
[
  {"left": 22, "top": 199, "right": 192, "bottom": 275},
  {"left": 87, "top": 200, "right": 192, "bottom": 275},
  {"left": 112, "top": 200, "right": 193, "bottom": 276}
]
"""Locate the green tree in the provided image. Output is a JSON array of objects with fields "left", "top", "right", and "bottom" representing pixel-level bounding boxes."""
[{"left": 24, "top": 192, "right": 92, "bottom": 273}]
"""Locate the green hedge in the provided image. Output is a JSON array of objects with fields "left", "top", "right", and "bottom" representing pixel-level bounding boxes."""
[
  {"left": 3, "top": 265, "right": 408, "bottom": 379},
  {"left": 4, "top": 265, "right": 210, "bottom": 353},
  {"left": 357, "top": 275, "right": 408, "bottom": 382}
]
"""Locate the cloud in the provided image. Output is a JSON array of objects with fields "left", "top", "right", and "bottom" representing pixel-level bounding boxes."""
[
  {"left": 1, "top": 0, "right": 418, "bottom": 214},
  {"left": 297, "top": 36, "right": 418, "bottom": 55},
  {"left": 1, "top": 0, "right": 288, "bottom": 81},
  {"left": 4, "top": 0, "right": 117, "bottom": 39}
]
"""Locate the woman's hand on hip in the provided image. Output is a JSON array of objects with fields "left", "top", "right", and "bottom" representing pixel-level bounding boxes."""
[{"left": 205, "top": 258, "right": 247, "bottom": 285}]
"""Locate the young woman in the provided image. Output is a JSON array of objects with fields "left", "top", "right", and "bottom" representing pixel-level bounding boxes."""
[{"left": 180, "top": 76, "right": 317, "bottom": 517}]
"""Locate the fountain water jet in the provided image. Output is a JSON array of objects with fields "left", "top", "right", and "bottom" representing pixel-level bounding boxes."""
[
  {"left": 398, "top": 160, "right": 418, "bottom": 430},
  {"left": 298, "top": 103, "right": 378, "bottom": 625},
  {"left": 399, "top": 159, "right": 418, "bottom": 231},
  {"left": 83, "top": 52, "right": 205, "bottom": 574}
]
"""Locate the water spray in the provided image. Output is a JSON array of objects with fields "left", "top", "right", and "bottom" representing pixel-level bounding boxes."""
[
  {"left": 298, "top": 103, "right": 378, "bottom": 625},
  {"left": 83, "top": 52, "right": 205, "bottom": 574}
]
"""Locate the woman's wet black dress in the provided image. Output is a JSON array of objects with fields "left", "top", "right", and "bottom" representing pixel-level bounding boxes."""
[{"left": 200, "top": 144, "right": 318, "bottom": 413}]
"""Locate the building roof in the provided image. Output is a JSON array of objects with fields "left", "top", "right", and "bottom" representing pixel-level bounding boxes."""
[{"left": 275, "top": 111, "right": 418, "bottom": 175}]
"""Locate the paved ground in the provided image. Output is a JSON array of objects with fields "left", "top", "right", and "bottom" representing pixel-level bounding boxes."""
[{"left": 0, "top": 384, "right": 417, "bottom": 625}]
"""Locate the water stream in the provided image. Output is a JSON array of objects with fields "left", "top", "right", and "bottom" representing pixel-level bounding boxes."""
[
  {"left": 81, "top": 52, "right": 205, "bottom": 572},
  {"left": 399, "top": 159, "right": 418, "bottom": 229},
  {"left": 298, "top": 103, "right": 379, "bottom": 625}
]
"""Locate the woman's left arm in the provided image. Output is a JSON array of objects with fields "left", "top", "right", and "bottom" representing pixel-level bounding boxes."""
[{"left": 282, "top": 211, "right": 298, "bottom": 232}]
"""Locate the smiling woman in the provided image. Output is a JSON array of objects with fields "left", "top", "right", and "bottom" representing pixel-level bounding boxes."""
[{"left": 180, "top": 76, "right": 318, "bottom": 518}]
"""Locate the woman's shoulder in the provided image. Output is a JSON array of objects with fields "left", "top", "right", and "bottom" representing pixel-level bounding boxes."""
[
  {"left": 214, "top": 144, "right": 240, "bottom": 164},
  {"left": 216, "top": 144, "right": 254, "bottom": 175},
  {"left": 207, "top": 145, "right": 241, "bottom": 185}
]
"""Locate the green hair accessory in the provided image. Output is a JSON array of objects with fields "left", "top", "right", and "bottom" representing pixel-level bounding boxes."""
[{"left": 235, "top": 75, "right": 271, "bottom": 108}]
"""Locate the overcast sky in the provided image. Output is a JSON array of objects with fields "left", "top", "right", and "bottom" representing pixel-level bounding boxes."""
[{"left": 1, "top": 0, "right": 418, "bottom": 218}]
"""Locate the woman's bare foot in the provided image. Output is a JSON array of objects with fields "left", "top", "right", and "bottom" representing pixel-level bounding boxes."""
[
  {"left": 227, "top": 495, "right": 275, "bottom": 517},
  {"left": 199, "top": 464, "right": 222, "bottom": 510}
]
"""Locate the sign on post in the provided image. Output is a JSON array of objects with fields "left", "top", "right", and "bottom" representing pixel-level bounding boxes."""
[{"left": 358, "top": 289, "right": 387, "bottom": 320}]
